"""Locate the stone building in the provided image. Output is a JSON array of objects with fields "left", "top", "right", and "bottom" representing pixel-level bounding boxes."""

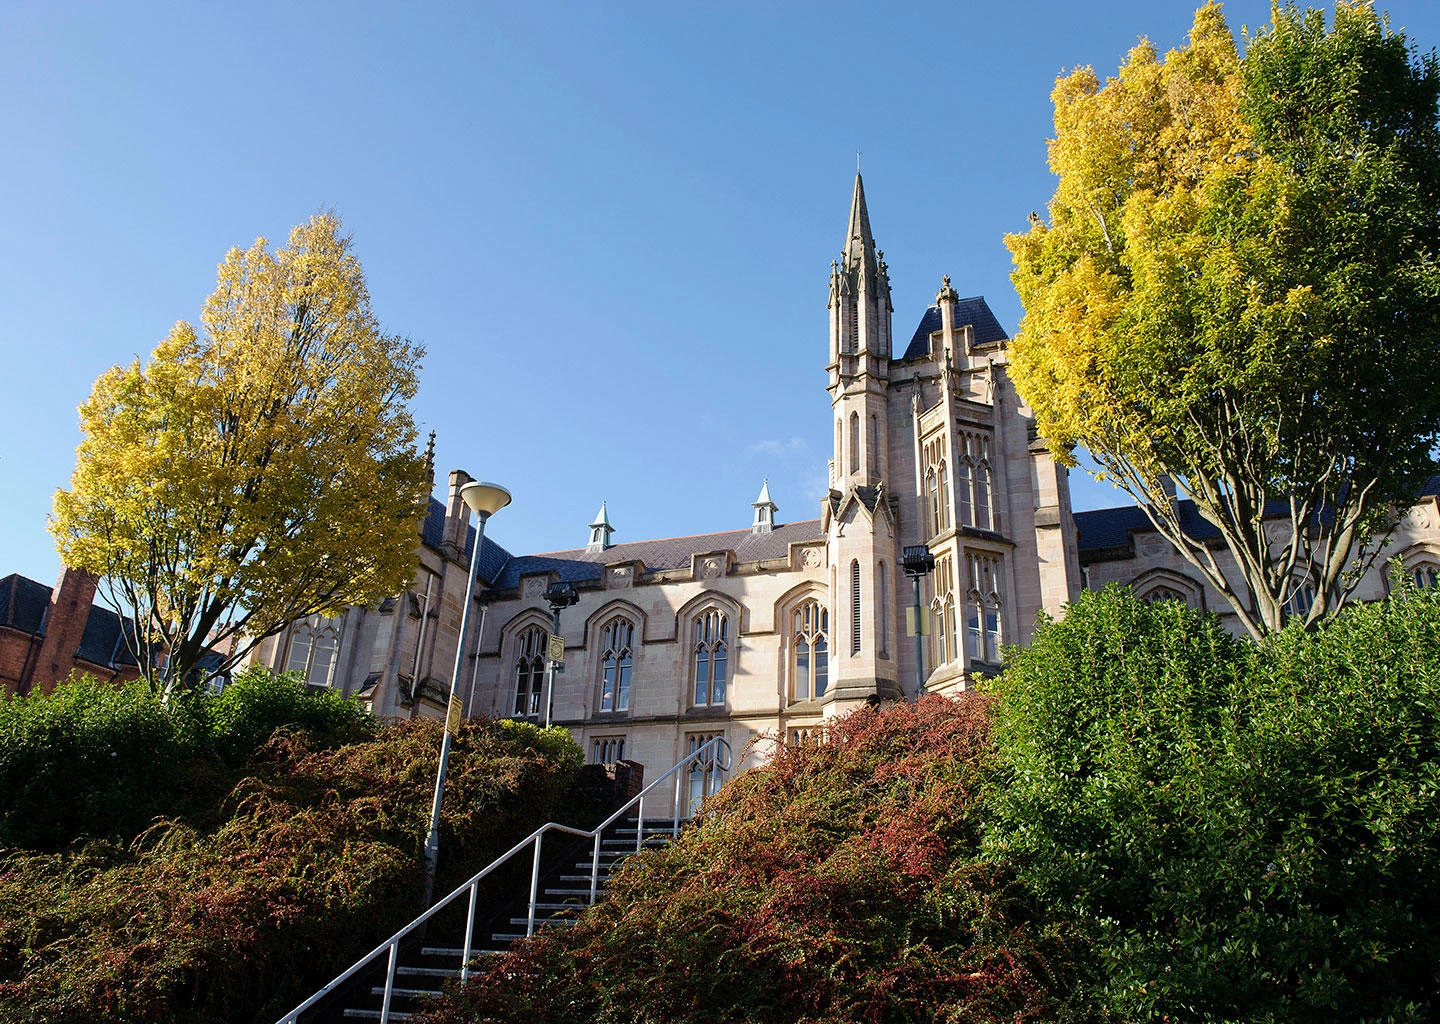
[{"left": 245, "top": 174, "right": 1440, "bottom": 805}]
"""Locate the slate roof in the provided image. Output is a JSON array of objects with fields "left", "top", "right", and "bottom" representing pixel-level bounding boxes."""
[
  {"left": 420, "top": 497, "right": 515, "bottom": 586},
  {"left": 902, "top": 297, "right": 1009, "bottom": 361},
  {"left": 0, "top": 574, "right": 51, "bottom": 635},
  {"left": 75, "top": 606, "right": 140, "bottom": 667},
  {"left": 1075, "top": 476, "right": 1440, "bottom": 558},
  {"left": 490, "top": 519, "right": 826, "bottom": 591}
]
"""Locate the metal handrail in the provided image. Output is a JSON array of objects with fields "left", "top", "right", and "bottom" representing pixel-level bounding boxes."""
[{"left": 276, "top": 735, "right": 732, "bottom": 1024}]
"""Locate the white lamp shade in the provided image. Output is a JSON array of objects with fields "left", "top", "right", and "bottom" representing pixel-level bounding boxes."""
[{"left": 460, "top": 480, "right": 512, "bottom": 517}]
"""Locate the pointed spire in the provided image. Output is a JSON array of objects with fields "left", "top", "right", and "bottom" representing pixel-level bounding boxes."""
[
  {"left": 752, "top": 479, "right": 778, "bottom": 534},
  {"left": 587, "top": 501, "right": 615, "bottom": 552},
  {"left": 843, "top": 172, "right": 876, "bottom": 272},
  {"left": 423, "top": 430, "right": 437, "bottom": 489}
]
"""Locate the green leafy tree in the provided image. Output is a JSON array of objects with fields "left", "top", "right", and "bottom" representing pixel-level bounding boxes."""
[
  {"left": 50, "top": 214, "right": 428, "bottom": 691},
  {"left": 1007, "top": 2, "right": 1440, "bottom": 638}
]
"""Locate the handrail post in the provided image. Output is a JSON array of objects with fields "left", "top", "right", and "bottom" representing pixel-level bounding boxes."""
[
  {"left": 590, "top": 830, "right": 602, "bottom": 904},
  {"left": 380, "top": 940, "right": 398, "bottom": 1023},
  {"left": 527, "top": 832, "right": 543, "bottom": 937},
  {"left": 674, "top": 762, "right": 684, "bottom": 831},
  {"left": 635, "top": 796, "right": 644, "bottom": 853},
  {"left": 460, "top": 880, "right": 479, "bottom": 984}
]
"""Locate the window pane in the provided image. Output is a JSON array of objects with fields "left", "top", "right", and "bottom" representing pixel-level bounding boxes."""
[
  {"left": 286, "top": 631, "right": 312, "bottom": 676},
  {"left": 601, "top": 658, "right": 616, "bottom": 711},
  {"left": 795, "top": 640, "right": 810, "bottom": 700},
  {"left": 694, "top": 650, "right": 709, "bottom": 704},
  {"left": 814, "top": 642, "right": 828, "bottom": 697},
  {"left": 617, "top": 658, "right": 631, "bottom": 710},
  {"left": 712, "top": 649, "right": 726, "bottom": 703}
]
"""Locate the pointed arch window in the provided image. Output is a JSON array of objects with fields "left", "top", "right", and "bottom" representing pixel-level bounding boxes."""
[
  {"left": 511, "top": 625, "right": 547, "bottom": 716},
  {"left": 922, "top": 434, "right": 950, "bottom": 537},
  {"left": 869, "top": 413, "right": 879, "bottom": 477},
  {"left": 285, "top": 615, "right": 342, "bottom": 688},
  {"left": 930, "top": 554, "right": 958, "bottom": 668},
  {"left": 957, "top": 431, "right": 995, "bottom": 531},
  {"left": 1413, "top": 562, "right": 1440, "bottom": 589},
  {"left": 878, "top": 561, "right": 890, "bottom": 655},
  {"left": 792, "top": 599, "right": 829, "bottom": 701},
  {"left": 849, "top": 413, "right": 860, "bottom": 476},
  {"left": 850, "top": 560, "right": 862, "bottom": 655},
  {"left": 964, "top": 552, "right": 1004, "bottom": 665},
  {"left": 598, "top": 616, "right": 635, "bottom": 712},
  {"left": 692, "top": 609, "right": 729, "bottom": 706}
]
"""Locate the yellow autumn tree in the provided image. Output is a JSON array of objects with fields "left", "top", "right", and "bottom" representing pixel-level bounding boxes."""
[
  {"left": 1008, "top": 2, "right": 1440, "bottom": 637},
  {"left": 51, "top": 214, "right": 429, "bottom": 691}
]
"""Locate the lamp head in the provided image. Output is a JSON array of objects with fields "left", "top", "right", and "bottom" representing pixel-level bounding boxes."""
[
  {"left": 545, "top": 580, "right": 580, "bottom": 609},
  {"left": 460, "top": 480, "right": 512, "bottom": 517},
  {"left": 902, "top": 545, "right": 936, "bottom": 578}
]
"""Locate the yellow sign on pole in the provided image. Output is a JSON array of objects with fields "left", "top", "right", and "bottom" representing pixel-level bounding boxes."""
[
  {"left": 547, "top": 634, "right": 565, "bottom": 663},
  {"left": 445, "top": 694, "right": 464, "bottom": 736},
  {"left": 905, "top": 606, "right": 931, "bottom": 637}
]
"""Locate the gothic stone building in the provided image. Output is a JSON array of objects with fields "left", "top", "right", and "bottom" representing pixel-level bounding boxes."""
[{"left": 245, "top": 175, "right": 1440, "bottom": 808}]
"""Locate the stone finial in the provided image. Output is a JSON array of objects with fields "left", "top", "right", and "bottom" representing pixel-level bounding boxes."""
[
  {"left": 936, "top": 275, "right": 959, "bottom": 304},
  {"left": 423, "top": 430, "right": 436, "bottom": 488},
  {"left": 587, "top": 501, "right": 615, "bottom": 552},
  {"left": 752, "top": 479, "right": 779, "bottom": 534}
]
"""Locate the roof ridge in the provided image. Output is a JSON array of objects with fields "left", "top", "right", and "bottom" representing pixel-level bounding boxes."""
[{"left": 524, "top": 518, "right": 824, "bottom": 559}]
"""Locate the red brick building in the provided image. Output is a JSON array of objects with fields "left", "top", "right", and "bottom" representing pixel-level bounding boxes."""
[{"left": 0, "top": 567, "right": 146, "bottom": 695}]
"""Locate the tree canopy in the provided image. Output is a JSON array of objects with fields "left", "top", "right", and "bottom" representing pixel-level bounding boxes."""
[
  {"left": 1007, "top": 1, "right": 1440, "bottom": 637},
  {"left": 51, "top": 213, "right": 429, "bottom": 690}
]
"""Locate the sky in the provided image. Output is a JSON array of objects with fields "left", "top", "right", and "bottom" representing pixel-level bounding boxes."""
[{"left": 4, "top": 0, "right": 1440, "bottom": 586}]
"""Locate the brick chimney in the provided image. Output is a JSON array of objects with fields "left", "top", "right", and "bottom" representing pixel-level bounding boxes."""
[{"left": 34, "top": 566, "right": 99, "bottom": 693}]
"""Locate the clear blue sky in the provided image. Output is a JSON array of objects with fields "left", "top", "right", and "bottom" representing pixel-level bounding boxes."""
[{"left": 4, "top": 1, "right": 1438, "bottom": 585}]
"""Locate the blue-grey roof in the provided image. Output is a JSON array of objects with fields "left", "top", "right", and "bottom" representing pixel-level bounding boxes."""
[
  {"left": 420, "top": 497, "right": 514, "bottom": 585},
  {"left": 902, "top": 297, "right": 1008, "bottom": 360},
  {"left": 1075, "top": 475, "right": 1440, "bottom": 558},
  {"left": 0, "top": 574, "right": 50, "bottom": 635},
  {"left": 76, "top": 605, "right": 139, "bottom": 668},
  {"left": 1073, "top": 501, "right": 1222, "bottom": 557},
  {"left": 489, "top": 519, "right": 826, "bottom": 591}
]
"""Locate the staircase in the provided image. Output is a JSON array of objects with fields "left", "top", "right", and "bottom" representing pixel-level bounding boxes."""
[
  {"left": 277, "top": 736, "right": 731, "bottom": 1024},
  {"left": 334, "top": 819, "right": 685, "bottom": 1022}
]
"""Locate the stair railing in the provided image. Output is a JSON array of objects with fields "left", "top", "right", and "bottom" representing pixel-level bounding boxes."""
[{"left": 275, "top": 734, "right": 733, "bottom": 1024}]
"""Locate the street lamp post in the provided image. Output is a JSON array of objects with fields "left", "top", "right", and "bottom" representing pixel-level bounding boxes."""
[
  {"left": 542, "top": 581, "right": 579, "bottom": 728},
  {"left": 902, "top": 545, "right": 936, "bottom": 699},
  {"left": 422, "top": 479, "right": 511, "bottom": 907}
]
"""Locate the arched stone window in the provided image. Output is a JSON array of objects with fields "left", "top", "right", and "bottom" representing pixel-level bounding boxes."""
[
  {"left": 878, "top": 561, "right": 890, "bottom": 655},
  {"left": 1285, "top": 580, "right": 1317, "bottom": 619},
  {"left": 1142, "top": 586, "right": 1189, "bottom": 605},
  {"left": 922, "top": 434, "right": 950, "bottom": 537},
  {"left": 1412, "top": 561, "right": 1440, "bottom": 589},
  {"left": 285, "top": 615, "right": 341, "bottom": 688},
  {"left": 691, "top": 609, "right": 729, "bottom": 707},
  {"left": 964, "top": 552, "right": 1004, "bottom": 665},
  {"left": 791, "top": 599, "right": 829, "bottom": 701},
  {"left": 598, "top": 616, "right": 635, "bottom": 712},
  {"left": 930, "top": 553, "right": 958, "bottom": 668},
  {"left": 512, "top": 625, "right": 546, "bottom": 717},
  {"left": 850, "top": 560, "right": 862, "bottom": 655},
  {"left": 1129, "top": 569, "right": 1203, "bottom": 610},
  {"left": 957, "top": 431, "right": 995, "bottom": 531},
  {"left": 849, "top": 412, "right": 860, "bottom": 476}
]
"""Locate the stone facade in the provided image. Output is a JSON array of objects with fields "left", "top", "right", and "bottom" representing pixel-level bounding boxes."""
[{"left": 245, "top": 174, "right": 1440, "bottom": 810}]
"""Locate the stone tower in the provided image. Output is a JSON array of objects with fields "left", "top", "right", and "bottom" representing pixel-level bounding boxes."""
[{"left": 821, "top": 173, "right": 902, "bottom": 708}]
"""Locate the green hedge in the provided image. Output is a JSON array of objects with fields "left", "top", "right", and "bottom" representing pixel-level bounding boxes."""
[
  {"left": 986, "top": 584, "right": 1440, "bottom": 1022},
  {"left": 0, "top": 667, "right": 373, "bottom": 849}
]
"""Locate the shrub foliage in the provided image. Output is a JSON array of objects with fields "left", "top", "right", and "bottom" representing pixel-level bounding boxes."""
[
  {"left": 416, "top": 696, "right": 1074, "bottom": 1024},
  {"left": 0, "top": 672, "right": 584, "bottom": 1024},
  {"left": 986, "top": 584, "right": 1440, "bottom": 1021}
]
